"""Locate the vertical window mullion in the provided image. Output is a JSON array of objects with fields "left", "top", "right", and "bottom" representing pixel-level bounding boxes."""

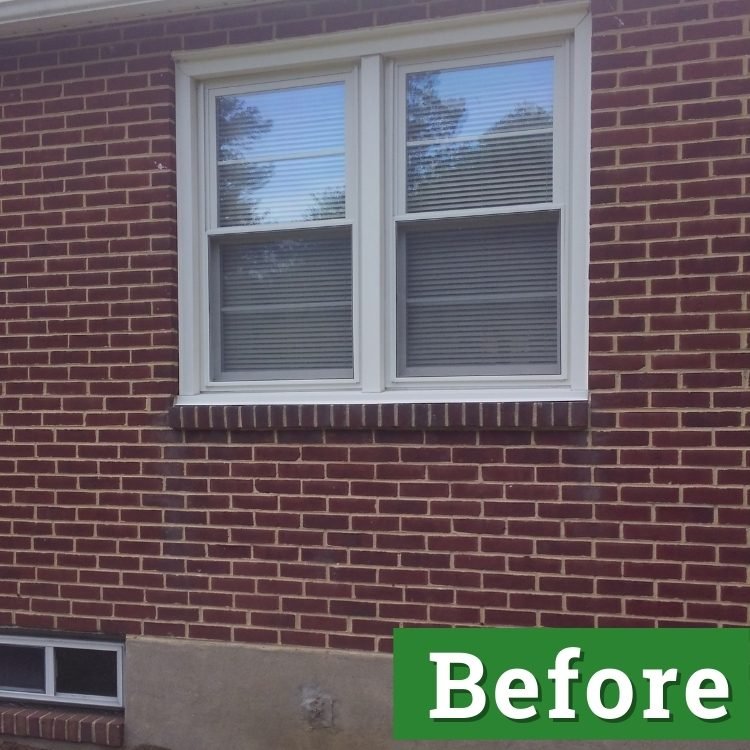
[
  {"left": 116, "top": 647, "right": 124, "bottom": 707},
  {"left": 44, "top": 645, "right": 55, "bottom": 698},
  {"left": 358, "top": 54, "right": 385, "bottom": 393},
  {"left": 345, "top": 69, "right": 361, "bottom": 388}
]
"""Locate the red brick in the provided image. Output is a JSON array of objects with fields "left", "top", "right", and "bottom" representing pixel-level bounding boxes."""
[
  {"left": 0, "top": 0, "right": 747, "bottom": 651},
  {"left": 652, "top": 43, "right": 710, "bottom": 65}
]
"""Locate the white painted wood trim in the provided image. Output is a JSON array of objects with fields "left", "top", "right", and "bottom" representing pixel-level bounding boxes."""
[
  {"left": 175, "top": 387, "right": 589, "bottom": 407},
  {"left": 568, "top": 9, "right": 592, "bottom": 396},
  {"left": 175, "top": 63, "right": 202, "bottom": 397},
  {"left": 358, "top": 55, "right": 385, "bottom": 394}
]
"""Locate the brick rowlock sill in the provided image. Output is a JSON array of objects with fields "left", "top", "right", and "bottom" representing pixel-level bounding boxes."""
[
  {"left": 0, "top": 705, "right": 124, "bottom": 747},
  {"left": 168, "top": 401, "right": 590, "bottom": 432}
]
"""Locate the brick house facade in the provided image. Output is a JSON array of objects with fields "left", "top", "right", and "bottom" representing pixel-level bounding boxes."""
[{"left": 0, "top": 0, "right": 748, "bottom": 748}]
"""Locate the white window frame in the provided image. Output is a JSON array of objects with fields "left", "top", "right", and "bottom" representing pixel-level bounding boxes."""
[
  {"left": 174, "top": 1, "right": 591, "bottom": 406},
  {"left": 0, "top": 635, "right": 124, "bottom": 708}
]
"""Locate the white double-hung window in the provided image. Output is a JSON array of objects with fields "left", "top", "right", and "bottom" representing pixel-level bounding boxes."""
[{"left": 175, "top": 2, "right": 590, "bottom": 405}]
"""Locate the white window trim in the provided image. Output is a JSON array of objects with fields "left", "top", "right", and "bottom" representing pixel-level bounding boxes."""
[
  {"left": 0, "top": 635, "right": 124, "bottom": 709},
  {"left": 174, "top": 2, "right": 591, "bottom": 406}
]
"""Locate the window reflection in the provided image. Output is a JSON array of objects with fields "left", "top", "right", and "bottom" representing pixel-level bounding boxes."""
[
  {"left": 406, "top": 59, "right": 554, "bottom": 212},
  {"left": 216, "top": 82, "right": 346, "bottom": 226}
]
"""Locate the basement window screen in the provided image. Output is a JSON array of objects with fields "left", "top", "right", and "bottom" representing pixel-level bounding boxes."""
[
  {"left": 0, "top": 636, "right": 123, "bottom": 708},
  {"left": 177, "top": 11, "right": 589, "bottom": 403}
]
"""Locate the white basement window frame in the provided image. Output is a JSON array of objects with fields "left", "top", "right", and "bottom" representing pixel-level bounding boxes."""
[
  {"left": 0, "top": 635, "right": 124, "bottom": 709},
  {"left": 174, "top": 1, "right": 591, "bottom": 406}
]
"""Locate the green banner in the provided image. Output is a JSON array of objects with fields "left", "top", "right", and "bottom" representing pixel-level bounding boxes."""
[{"left": 393, "top": 628, "right": 750, "bottom": 740}]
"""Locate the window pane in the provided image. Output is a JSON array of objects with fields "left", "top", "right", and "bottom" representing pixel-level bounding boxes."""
[
  {"left": 215, "top": 228, "right": 353, "bottom": 380},
  {"left": 406, "top": 58, "right": 553, "bottom": 212},
  {"left": 55, "top": 648, "right": 118, "bottom": 698},
  {"left": 217, "top": 82, "right": 345, "bottom": 226},
  {"left": 398, "top": 214, "right": 560, "bottom": 376},
  {"left": 0, "top": 644, "right": 45, "bottom": 692}
]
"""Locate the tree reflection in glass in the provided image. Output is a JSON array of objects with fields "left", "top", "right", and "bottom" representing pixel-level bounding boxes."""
[
  {"left": 406, "top": 58, "right": 554, "bottom": 213},
  {"left": 216, "top": 82, "right": 346, "bottom": 226}
]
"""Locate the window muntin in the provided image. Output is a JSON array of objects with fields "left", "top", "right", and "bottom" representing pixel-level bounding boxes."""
[{"left": 0, "top": 636, "right": 123, "bottom": 708}]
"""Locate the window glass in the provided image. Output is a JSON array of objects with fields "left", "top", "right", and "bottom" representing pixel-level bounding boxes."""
[
  {"left": 398, "top": 214, "right": 560, "bottom": 376},
  {"left": 216, "top": 82, "right": 346, "bottom": 225},
  {"left": 406, "top": 58, "right": 554, "bottom": 212},
  {"left": 215, "top": 227, "right": 353, "bottom": 380},
  {"left": 0, "top": 644, "right": 45, "bottom": 692},
  {"left": 55, "top": 648, "right": 118, "bottom": 698}
]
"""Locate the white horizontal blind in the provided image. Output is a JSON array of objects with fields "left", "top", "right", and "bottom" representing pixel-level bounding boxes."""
[
  {"left": 405, "top": 58, "right": 554, "bottom": 212},
  {"left": 215, "top": 228, "right": 353, "bottom": 380},
  {"left": 407, "top": 132, "right": 553, "bottom": 211},
  {"left": 216, "top": 82, "right": 346, "bottom": 226},
  {"left": 398, "top": 216, "right": 559, "bottom": 375}
]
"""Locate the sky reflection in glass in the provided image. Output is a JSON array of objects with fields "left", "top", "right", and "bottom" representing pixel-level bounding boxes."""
[{"left": 216, "top": 82, "right": 345, "bottom": 226}]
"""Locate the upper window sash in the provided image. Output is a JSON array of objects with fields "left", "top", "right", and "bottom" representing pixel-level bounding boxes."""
[
  {"left": 203, "top": 69, "right": 357, "bottom": 234},
  {"left": 393, "top": 44, "right": 567, "bottom": 221}
]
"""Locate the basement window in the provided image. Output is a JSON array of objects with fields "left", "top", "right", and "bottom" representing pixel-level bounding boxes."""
[{"left": 0, "top": 636, "right": 123, "bottom": 709}]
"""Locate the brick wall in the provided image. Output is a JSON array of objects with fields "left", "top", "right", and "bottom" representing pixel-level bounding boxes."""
[{"left": 0, "top": 0, "right": 748, "bottom": 653}]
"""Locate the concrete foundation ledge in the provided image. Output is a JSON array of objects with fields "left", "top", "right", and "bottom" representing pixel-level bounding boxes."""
[{"left": 115, "top": 636, "right": 749, "bottom": 750}]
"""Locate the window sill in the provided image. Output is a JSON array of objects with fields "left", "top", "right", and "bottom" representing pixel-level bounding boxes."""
[
  {"left": 0, "top": 704, "right": 123, "bottom": 747},
  {"left": 168, "top": 400, "right": 589, "bottom": 431}
]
